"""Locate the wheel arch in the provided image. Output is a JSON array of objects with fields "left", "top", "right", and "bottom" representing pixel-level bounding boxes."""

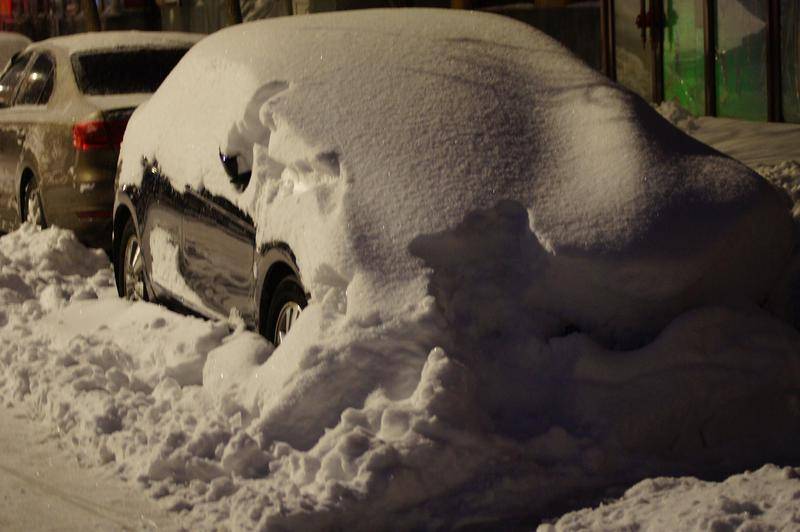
[{"left": 112, "top": 203, "right": 133, "bottom": 267}]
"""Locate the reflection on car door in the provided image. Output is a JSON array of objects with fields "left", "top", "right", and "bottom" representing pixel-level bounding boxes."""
[
  {"left": 181, "top": 186, "right": 256, "bottom": 324},
  {"left": 138, "top": 167, "right": 185, "bottom": 303},
  {"left": 0, "top": 52, "right": 31, "bottom": 229}
]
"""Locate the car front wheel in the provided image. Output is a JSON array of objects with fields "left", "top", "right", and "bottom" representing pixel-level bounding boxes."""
[
  {"left": 262, "top": 275, "right": 307, "bottom": 346},
  {"left": 117, "top": 218, "right": 148, "bottom": 301},
  {"left": 22, "top": 178, "right": 45, "bottom": 228}
]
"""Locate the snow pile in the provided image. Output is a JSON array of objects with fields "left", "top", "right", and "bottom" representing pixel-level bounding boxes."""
[
  {"left": 755, "top": 160, "right": 800, "bottom": 216},
  {"left": 33, "top": 30, "right": 202, "bottom": 55},
  {"left": 540, "top": 465, "right": 800, "bottom": 531},
  {"left": 2, "top": 229, "right": 798, "bottom": 529},
  {"left": 0, "top": 224, "right": 110, "bottom": 320},
  {"left": 655, "top": 99, "right": 699, "bottom": 132}
]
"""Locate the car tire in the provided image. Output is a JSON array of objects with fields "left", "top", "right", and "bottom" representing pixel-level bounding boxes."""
[
  {"left": 22, "top": 178, "right": 45, "bottom": 228},
  {"left": 116, "top": 218, "right": 149, "bottom": 302},
  {"left": 262, "top": 275, "right": 307, "bottom": 346}
]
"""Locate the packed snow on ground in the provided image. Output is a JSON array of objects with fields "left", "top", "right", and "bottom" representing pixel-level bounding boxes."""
[
  {"left": 540, "top": 464, "right": 800, "bottom": 531},
  {"left": 1, "top": 9, "right": 800, "bottom": 531}
]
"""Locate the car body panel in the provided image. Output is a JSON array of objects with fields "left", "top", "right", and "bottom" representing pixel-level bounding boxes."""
[
  {"left": 114, "top": 160, "right": 303, "bottom": 332},
  {"left": 182, "top": 185, "right": 257, "bottom": 324}
]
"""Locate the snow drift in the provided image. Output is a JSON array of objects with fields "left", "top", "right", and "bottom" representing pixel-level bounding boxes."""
[
  {"left": 541, "top": 465, "right": 800, "bottom": 531},
  {"left": 2, "top": 8, "right": 791, "bottom": 529}
]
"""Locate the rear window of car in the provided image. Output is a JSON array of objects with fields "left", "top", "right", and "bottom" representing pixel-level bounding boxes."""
[{"left": 71, "top": 47, "right": 190, "bottom": 95}]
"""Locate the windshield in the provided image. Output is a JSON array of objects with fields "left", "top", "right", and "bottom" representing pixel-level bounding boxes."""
[{"left": 71, "top": 47, "right": 189, "bottom": 95}]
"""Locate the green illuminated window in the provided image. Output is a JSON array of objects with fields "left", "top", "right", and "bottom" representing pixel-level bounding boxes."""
[
  {"left": 715, "top": 0, "right": 768, "bottom": 121},
  {"left": 663, "top": 0, "right": 706, "bottom": 116}
]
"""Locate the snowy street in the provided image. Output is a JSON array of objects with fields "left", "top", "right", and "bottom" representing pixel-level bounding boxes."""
[{"left": 0, "top": 405, "right": 176, "bottom": 531}]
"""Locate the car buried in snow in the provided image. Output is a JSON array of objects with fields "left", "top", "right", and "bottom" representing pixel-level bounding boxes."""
[
  {"left": 0, "top": 31, "right": 200, "bottom": 249},
  {"left": 113, "top": 9, "right": 792, "bottom": 349}
]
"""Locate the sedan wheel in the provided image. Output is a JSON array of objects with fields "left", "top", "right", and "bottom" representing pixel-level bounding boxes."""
[
  {"left": 23, "top": 179, "right": 44, "bottom": 227},
  {"left": 262, "top": 276, "right": 307, "bottom": 346},
  {"left": 275, "top": 301, "right": 303, "bottom": 346},
  {"left": 121, "top": 222, "right": 146, "bottom": 301}
]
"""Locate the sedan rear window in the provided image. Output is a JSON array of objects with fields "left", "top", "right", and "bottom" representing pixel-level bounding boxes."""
[{"left": 71, "top": 48, "right": 189, "bottom": 95}]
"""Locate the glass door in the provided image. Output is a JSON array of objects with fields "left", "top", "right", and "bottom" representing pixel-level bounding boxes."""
[
  {"left": 714, "top": 0, "right": 769, "bottom": 121},
  {"left": 782, "top": 0, "right": 800, "bottom": 123},
  {"left": 614, "top": 0, "right": 655, "bottom": 100},
  {"left": 663, "top": 0, "right": 706, "bottom": 116}
]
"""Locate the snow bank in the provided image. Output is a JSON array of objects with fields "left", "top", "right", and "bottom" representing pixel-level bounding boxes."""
[
  {"left": 541, "top": 465, "right": 800, "bottom": 531},
  {"left": 2, "top": 229, "right": 798, "bottom": 529}
]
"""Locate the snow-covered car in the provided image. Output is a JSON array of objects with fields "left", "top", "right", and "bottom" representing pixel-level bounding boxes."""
[
  {"left": 0, "top": 31, "right": 201, "bottom": 249},
  {"left": 114, "top": 9, "right": 792, "bottom": 351}
]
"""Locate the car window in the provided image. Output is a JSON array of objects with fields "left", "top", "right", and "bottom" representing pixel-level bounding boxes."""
[
  {"left": 15, "top": 53, "right": 55, "bottom": 106},
  {"left": 0, "top": 52, "right": 32, "bottom": 107},
  {"left": 70, "top": 48, "right": 190, "bottom": 95}
]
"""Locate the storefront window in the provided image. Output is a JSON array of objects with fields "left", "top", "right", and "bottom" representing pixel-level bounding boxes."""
[
  {"left": 714, "top": 0, "right": 768, "bottom": 121},
  {"left": 663, "top": 0, "right": 705, "bottom": 115},
  {"left": 615, "top": 1, "right": 653, "bottom": 101},
  {"left": 783, "top": 0, "right": 800, "bottom": 123}
]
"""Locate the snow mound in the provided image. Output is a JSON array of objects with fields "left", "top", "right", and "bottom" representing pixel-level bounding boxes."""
[
  {"left": 541, "top": 465, "right": 800, "bottom": 531},
  {"left": 0, "top": 224, "right": 110, "bottom": 317},
  {"left": 656, "top": 99, "right": 700, "bottom": 132},
  {"left": 3, "top": 229, "right": 797, "bottom": 529},
  {"left": 755, "top": 160, "right": 800, "bottom": 216}
]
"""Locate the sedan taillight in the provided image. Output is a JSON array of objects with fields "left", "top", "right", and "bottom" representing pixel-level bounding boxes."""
[{"left": 72, "top": 119, "right": 129, "bottom": 151}]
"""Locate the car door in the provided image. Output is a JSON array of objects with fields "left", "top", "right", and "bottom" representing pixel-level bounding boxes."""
[
  {"left": 0, "top": 52, "right": 32, "bottom": 229},
  {"left": 181, "top": 186, "right": 256, "bottom": 324},
  {"left": 136, "top": 165, "right": 187, "bottom": 305}
]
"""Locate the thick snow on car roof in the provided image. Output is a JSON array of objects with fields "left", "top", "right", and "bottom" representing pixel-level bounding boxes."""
[
  {"left": 30, "top": 30, "right": 202, "bottom": 55},
  {"left": 0, "top": 31, "right": 30, "bottom": 66},
  {"left": 0, "top": 31, "right": 30, "bottom": 47},
  {"left": 121, "top": 8, "right": 792, "bottom": 343}
]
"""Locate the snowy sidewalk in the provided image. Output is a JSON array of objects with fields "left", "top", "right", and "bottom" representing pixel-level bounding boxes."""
[{"left": 0, "top": 405, "right": 177, "bottom": 531}]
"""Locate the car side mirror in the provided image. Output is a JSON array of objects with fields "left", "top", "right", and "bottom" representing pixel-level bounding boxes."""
[{"left": 219, "top": 150, "right": 252, "bottom": 192}]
